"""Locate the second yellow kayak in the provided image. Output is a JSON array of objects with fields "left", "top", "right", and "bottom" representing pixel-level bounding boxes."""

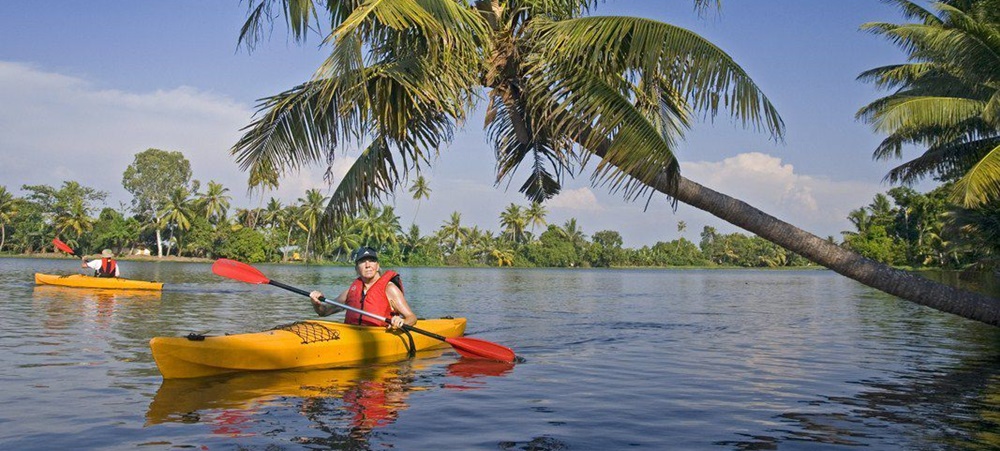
[{"left": 34, "top": 273, "right": 163, "bottom": 291}]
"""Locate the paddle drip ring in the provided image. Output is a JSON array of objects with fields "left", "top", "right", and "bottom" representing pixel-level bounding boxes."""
[{"left": 272, "top": 321, "right": 341, "bottom": 344}]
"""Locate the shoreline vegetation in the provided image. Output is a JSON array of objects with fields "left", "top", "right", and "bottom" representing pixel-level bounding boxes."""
[
  {"left": 2, "top": 252, "right": 827, "bottom": 270},
  {"left": 0, "top": 171, "right": 996, "bottom": 272}
]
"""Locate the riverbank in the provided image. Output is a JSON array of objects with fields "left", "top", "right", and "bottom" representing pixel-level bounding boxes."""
[{"left": 1, "top": 252, "right": 214, "bottom": 263}]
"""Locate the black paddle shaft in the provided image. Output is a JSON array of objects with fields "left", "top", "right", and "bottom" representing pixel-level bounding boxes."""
[{"left": 267, "top": 279, "right": 449, "bottom": 341}]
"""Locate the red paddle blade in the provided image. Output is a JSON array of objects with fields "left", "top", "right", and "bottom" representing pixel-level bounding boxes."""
[
  {"left": 52, "top": 238, "right": 75, "bottom": 255},
  {"left": 445, "top": 336, "right": 517, "bottom": 363},
  {"left": 212, "top": 258, "right": 271, "bottom": 284}
]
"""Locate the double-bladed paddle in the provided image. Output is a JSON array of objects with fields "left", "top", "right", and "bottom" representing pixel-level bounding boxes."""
[
  {"left": 211, "top": 258, "right": 517, "bottom": 363},
  {"left": 52, "top": 237, "right": 80, "bottom": 257}
]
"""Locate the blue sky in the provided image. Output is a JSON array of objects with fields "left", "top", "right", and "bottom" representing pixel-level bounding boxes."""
[{"left": 0, "top": 1, "right": 926, "bottom": 247}]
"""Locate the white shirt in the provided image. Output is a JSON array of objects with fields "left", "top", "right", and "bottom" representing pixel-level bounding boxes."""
[{"left": 86, "top": 259, "right": 120, "bottom": 277}]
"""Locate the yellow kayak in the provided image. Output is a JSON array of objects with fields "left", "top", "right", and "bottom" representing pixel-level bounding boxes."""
[
  {"left": 34, "top": 273, "right": 164, "bottom": 291},
  {"left": 150, "top": 317, "right": 467, "bottom": 379}
]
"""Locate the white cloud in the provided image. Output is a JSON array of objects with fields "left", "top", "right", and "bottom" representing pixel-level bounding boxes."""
[
  {"left": 680, "top": 152, "right": 880, "bottom": 239},
  {"left": 548, "top": 187, "right": 604, "bottom": 211},
  {"left": 0, "top": 61, "right": 329, "bottom": 209}
]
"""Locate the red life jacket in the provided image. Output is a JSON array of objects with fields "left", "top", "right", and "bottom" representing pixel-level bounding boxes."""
[
  {"left": 97, "top": 258, "right": 117, "bottom": 278},
  {"left": 344, "top": 270, "right": 402, "bottom": 326}
]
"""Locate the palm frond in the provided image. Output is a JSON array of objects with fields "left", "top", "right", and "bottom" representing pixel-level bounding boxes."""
[
  {"left": 526, "top": 61, "right": 682, "bottom": 199},
  {"left": 529, "top": 15, "right": 784, "bottom": 139},
  {"left": 231, "top": 80, "right": 343, "bottom": 177},
  {"left": 238, "top": 0, "right": 324, "bottom": 51},
  {"left": 321, "top": 138, "right": 400, "bottom": 229},
  {"left": 952, "top": 140, "right": 1000, "bottom": 206},
  {"left": 864, "top": 96, "right": 986, "bottom": 134},
  {"left": 885, "top": 136, "right": 1000, "bottom": 184}
]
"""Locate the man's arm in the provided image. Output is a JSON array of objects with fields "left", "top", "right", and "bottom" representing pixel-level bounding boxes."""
[
  {"left": 309, "top": 288, "right": 347, "bottom": 317},
  {"left": 385, "top": 283, "right": 417, "bottom": 328}
]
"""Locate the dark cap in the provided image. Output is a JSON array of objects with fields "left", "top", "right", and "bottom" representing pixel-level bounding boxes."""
[{"left": 352, "top": 246, "right": 378, "bottom": 264}]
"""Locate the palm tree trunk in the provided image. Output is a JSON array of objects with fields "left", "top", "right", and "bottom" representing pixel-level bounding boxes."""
[
  {"left": 661, "top": 175, "right": 1000, "bottom": 325},
  {"left": 155, "top": 228, "right": 163, "bottom": 258}
]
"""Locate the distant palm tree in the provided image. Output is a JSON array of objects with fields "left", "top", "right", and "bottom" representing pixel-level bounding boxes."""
[
  {"left": 198, "top": 181, "right": 232, "bottom": 225},
  {"left": 55, "top": 198, "right": 93, "bottom": 240},
  {"left": 858, "top": 0, "right": 1000, "bottom": 207},
  {"left": 499, "top": 203, "right": 527, "bottom": 243},
  {"left": 408, "top": 175, "right": 432, "bottom": 224},
  {"left": 328, "top": 215, "right": 362, "bottom": 262},
  {"left": 246, "top": 161, "right": 279, "bottom": 229},
  {"left": 0, "top": 186, "right": 16, "bottom": 252},
  {"left": 559, "top": 218, "right": 588, "bottom": 253},
  {"left": 526, "top": 201, "right": 547, "bottom": 235},
  {"left": 440, "top": 212, "right": 464, "bottom": 254},
  {"left": 297, "top": 189, "right": 329, "bottom": 262},
  {"left": 281, "top": 204, "right": 301, "bottom": 261},
  {"left": 158, "top": 186, "right": 195, "bottom": 256},
  {"left": 262, "top": 198, "right": 285, "bottom": 229},
  {"left": 843, "top": 208, "right": 872, "bottom": 238},
  {"left": 357, "top": 205, "right": 402, "bottom": 249}
]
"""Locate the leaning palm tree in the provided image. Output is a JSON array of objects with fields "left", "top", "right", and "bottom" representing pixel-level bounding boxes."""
[
  {"left": 231, "top": 1, "right": 1000, "bottom": 325},
  {"left": 857, "top": 0, "right": 1000, "bottom": 208}
]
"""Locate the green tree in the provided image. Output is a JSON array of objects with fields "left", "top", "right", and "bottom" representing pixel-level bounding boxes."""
[
  {"left": 439, "top": 212, "right": 464, "bottom": 255},
  {"left": 91, "top": 208, "right": 141, "bottom": 255},
  {"left": 499, "top": 203, "right": 527, "bottom": 243},
  {"left": 408, "top": 175, "right": 432, "bottom": 224},
  {"left": 262, "top": 198, "right": 286, "bottom": 230},
  {"left": 297, "top": 188, "right": 328, "bottom": 262},
  {"left": 231, "top": 1, "right": 1000, "bottom": 324},
  {"left": 158, "top": 186, "right": 196, "bottom": 256},
  {"left": 216, "top": 227, "right": 272, "bottom": 263},
  {"left": 651, "top": 238, "right": 708, "bottom": 266},
  {"left": 122, "top": 148, "right": 192, "bottom": 257},
  {"left": 21, "top": 182, "right": 106, "bottom": 250},
  {"left": 527, "top": 224, "right": 578, "bottom": 267},
  {"left": 526, "top": 201, "right": 547, "bottom": 236},
  {"left": 590, "top": 229, "right": 624, "bottom": 267},
  {"left": 197, "top": 180, "right": 232, "bottom": 226},
  {"left": 0, "top": 186, "right": 16, "bottom": 252},
  {"left": 858, "top": 0, "right": 1000, "bottom": 208}
]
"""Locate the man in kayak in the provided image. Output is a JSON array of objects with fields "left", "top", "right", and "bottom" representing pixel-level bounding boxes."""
[
  {"left": 309, "top": 246, "right": 418, "bottom": 330},
  {"left": 82, "top": 249, "right": 120, "bottom": 278}
]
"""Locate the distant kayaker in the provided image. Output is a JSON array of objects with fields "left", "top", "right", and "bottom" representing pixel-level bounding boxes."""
[
  {"left": 309, "top": 246, "right": 418, "bottom": 330},
  {"left": 82, "top": 249, "right": 120, "bottom": 278}
]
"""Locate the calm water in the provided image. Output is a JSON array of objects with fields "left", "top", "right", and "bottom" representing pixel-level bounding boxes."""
[{"left": 2, "top": 257, "right": 1000, "bottom": 450}]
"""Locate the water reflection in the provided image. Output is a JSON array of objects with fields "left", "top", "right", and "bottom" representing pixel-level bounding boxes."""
[
  {"left": 714, "top": 350, "right": 1000, "bottom": 449},
  {"left": 147, "top": 352, "right": 515, "bottom": 445},
  {"left": 31, "top": 285, "right": 162, "bottom": 328}
]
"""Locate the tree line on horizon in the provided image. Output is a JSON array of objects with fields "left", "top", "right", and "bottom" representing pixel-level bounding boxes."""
[{"left": 0, "top": 148, "right": 996, "bottom": 270}]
